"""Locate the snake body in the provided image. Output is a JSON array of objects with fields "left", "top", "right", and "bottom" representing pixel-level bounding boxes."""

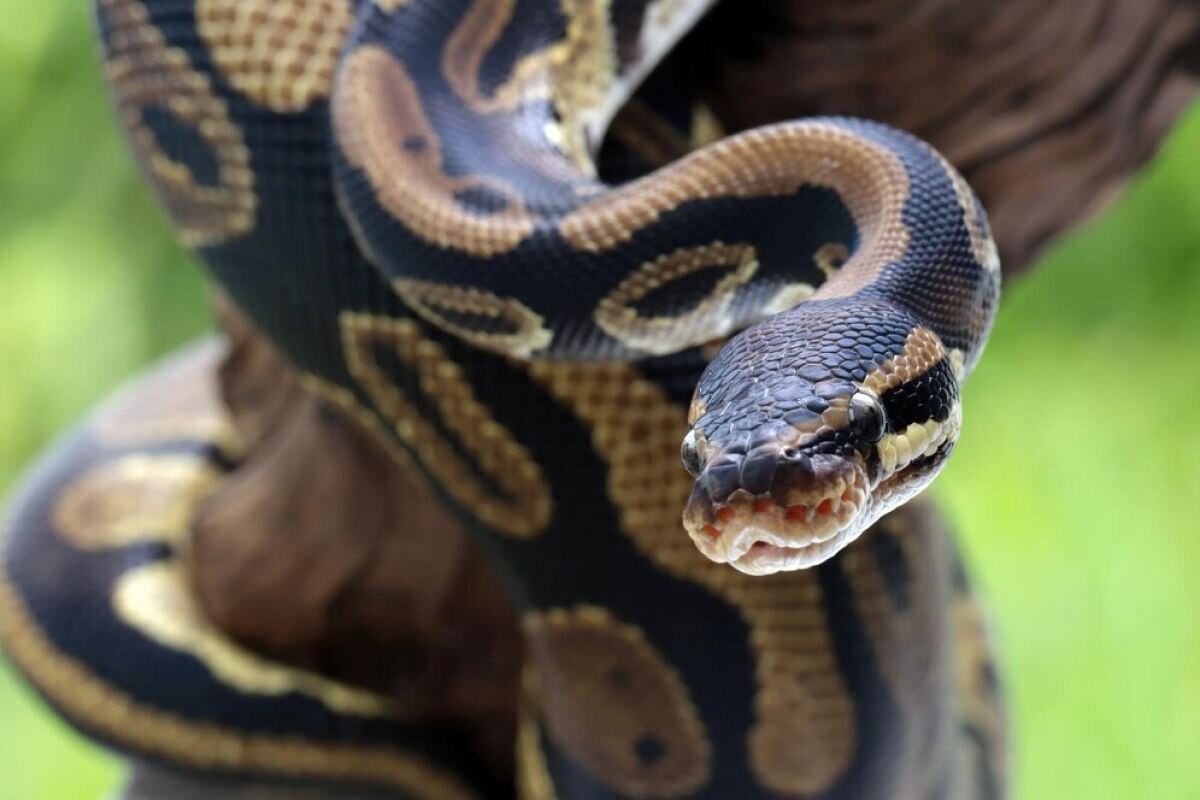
[{"left": 1, "top": 1, "right": 1006, "bottom": 797}]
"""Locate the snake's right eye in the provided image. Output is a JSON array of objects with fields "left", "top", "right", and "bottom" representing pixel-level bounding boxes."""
[{"left": 681, "top": 429, "right": 702, "bottom": 478}]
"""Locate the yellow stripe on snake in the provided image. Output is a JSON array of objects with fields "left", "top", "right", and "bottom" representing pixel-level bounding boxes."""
[{"left": 1, "top": 0, "right": 1007, "bottom": 797}]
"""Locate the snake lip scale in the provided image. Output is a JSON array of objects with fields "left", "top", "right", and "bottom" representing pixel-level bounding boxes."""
[{"left": 685, "top": 463, "right": 872, "bottom": 575}]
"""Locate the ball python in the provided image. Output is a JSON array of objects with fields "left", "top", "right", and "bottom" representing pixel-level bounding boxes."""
[{"left": 0, "top": 0, "right": 1007, "bottom": 798}]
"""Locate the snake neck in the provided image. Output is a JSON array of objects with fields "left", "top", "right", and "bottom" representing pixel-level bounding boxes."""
[{"left": 332, "top": 0, "right": 998, "bottom": 365}]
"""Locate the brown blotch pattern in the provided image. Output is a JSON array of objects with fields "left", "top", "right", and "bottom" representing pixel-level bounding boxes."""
[
  {"left": 93, "top": 343, "right": 239, "bottom": 452},
  {"left": 114, "top": 562, "right": 391, "bottom": 716},
  {"left": 442, "top": 0, "right": 616, "bottom": 170},
  {"left": 53, "top": 454, "right": 221, "bottom": 551},
  {"left": 393, "top": 278, "right": 553, "bottom": 358},
  {"left": 100, "top": 0, "right": 256, "bottom": 246},
  {"left": 342, "top": 313, "right": 552, "bottom": 538},
  {"left": 560, "top": 123, "right": 910, "bottom": 304},
  {"left": 0, "top": 570, "right": 479, "bottom": 800},
  {"left": 951, "top": 591, "right": 1008, "bottom": 795},
  {"left": 527, "top": 362, "right": 856, "bottom": 794},
  {"left": 939, "top": 154, "right": 1001, "bottom": 274},
  {"left": 593, "top": 242, "right": 758, "bottom": 354},
  {"left": 197, "top": 0, "right": 353, "bottom": 112},
  {"left": 860, "top": 326, "right": 949, "bottom": 397},
  {"left": 839, "top": 513, "right": 955, "bottom": 799},
  {"left": 524, "top": 605, "right": 711, "bottom": 797},
  {"left": 334, "top": 45, "right": 535, "bottom": 256}
]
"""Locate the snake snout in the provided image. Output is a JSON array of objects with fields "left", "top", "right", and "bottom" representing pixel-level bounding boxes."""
[{"left": 683, "top": 449, "right": 873, "bottom": 575}]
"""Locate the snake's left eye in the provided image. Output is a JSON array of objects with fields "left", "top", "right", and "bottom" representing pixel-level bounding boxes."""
[
  {"left": 849, "top": 391, "right": 887, "bottom": 443},
  {"left": 680, "top": 429, "right": 702, "bottom": 478}
]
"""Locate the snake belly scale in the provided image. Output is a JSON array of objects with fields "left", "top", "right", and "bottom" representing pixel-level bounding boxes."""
[{"left": 0, "top": 0, "right": 1007, "bottom": 798}]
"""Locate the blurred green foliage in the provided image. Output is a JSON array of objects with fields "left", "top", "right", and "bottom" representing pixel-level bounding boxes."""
[{"left": 1, "top": 1, "right": 1198, "bottom": 798}]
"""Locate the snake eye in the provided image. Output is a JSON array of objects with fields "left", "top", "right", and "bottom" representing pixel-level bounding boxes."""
[
  {"left": 848, "top": 391, "right": 887, "bottom": 443},
  {"left": 680, "top": 429, "right": 702, "bottom": 478}
]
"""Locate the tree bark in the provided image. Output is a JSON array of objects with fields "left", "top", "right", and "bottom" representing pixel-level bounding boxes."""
[{"left": 679, "top": 0, "right": 1200, "bottom": 274}]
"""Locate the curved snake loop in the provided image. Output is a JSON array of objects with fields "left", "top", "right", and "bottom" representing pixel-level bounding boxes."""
[{"left": 0, "top": 0, "right": 1008, "bottom": 798}]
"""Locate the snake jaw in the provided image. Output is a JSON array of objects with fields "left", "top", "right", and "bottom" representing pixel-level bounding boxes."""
[{"left": 683, "top": 458, "right": 875, "bottom": 573}]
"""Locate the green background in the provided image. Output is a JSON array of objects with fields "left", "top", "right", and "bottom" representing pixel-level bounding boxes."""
[{"left": 2, "top": 1, "right": 1198, "bottom": 798}]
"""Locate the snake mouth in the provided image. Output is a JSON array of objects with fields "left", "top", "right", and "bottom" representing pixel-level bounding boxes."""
[{"left": 683, "top": 463, "right": 871, "bottom": 575}]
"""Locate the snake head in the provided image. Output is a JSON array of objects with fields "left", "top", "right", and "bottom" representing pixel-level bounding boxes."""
[{"left": 681, "top": 299, "right": 962, "bottom": 575}]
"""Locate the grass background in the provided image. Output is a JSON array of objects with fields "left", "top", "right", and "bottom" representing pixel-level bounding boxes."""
[{"left": 1, "top": 1, "right": 1198, "bottom": 797}]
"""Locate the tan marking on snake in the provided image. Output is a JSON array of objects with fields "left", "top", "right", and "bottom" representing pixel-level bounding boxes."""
[
  {"left": 443, "top": 0, "right": 617, "bottom": 171},
  {"left": 53, "top": 454, "right": 221, "bottom": 551},
  {"left": 334, "top": 45, "right": 535, "bottom": 256},
  {"left": 594, "top": 242, "right": 758, "bottom": 354},
  {"left": 92, "top": 342, "right": 241, "bottom": 453},
  {"left": 524, "top": 605, "right": 711, "bottom": 796},
  {"left": 839, "top": 513, "right": 956, "bottom": 799},
  {"left": 99, "top": 0, "right": 256, "bottom": 246},
  {"left": 0, "top": 562, "right": 478, "bottom": 799},
  {"left": 813, "top": 241, "right": 850, "bottom": 281},
  {"left": 517, "top": 667, "right": 560, "bottom": 800},
  {"left": 343, "top": 313, "right": 552, "bottom": 538},
  {"left": 527, "top": 362, "right": 855, "bottom": 794},
  {"left": 115, "top": 562, "right": 391, "bottom": 717},
  {"left": 196, "top": 0, "right": 353, "bottom": 112},
  {"left": 951, "top": 589, "right": 1008, "bottom": 795},
  {"left": 560, "top": 123, "right": 910, "bottom": 308},
  {"left": 393, "top": 278, "right": 553, "bottom": 358},
  {"left": 860, "top": 326, "right": 950, "bottom": 397},
  {"left": 939, "top": 154, "right": 1000, "bottom": 274}
]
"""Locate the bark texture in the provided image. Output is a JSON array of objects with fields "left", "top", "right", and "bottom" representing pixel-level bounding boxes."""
[
  {"left": 189, "top": 297, "right": 523, "bottom": 780},
  {"left": 678, "top": 0, "right": 1200, "bottom": 274}
]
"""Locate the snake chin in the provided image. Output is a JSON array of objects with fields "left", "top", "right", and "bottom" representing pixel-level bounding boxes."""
[{"left": 684, "top": 466, "right": 877, "bottom": 574}]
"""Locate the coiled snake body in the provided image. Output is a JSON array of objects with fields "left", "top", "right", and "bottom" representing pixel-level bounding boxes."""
[{"left": 1, "top": 1, "right": 1006, "bottom": 797}]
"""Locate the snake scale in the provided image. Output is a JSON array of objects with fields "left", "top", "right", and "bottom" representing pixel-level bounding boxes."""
[{"left": 0, "top": 0, "right": 1008, "bottom": 797}]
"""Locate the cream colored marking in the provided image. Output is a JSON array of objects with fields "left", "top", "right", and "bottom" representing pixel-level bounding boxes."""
[
  {"left": 0, "top": 566, "right": 478, "bottom": 798},
  {"left": 342, "top": 313, "right": 552, "bottom": 538},
  {"left": 115, "top": 562, "right": 390, "bottom": 717},
  {"left": 334, "top": 45, "right": 535, "bottom": 257},
  {"left": 524, "top": 605, "right": 711, "bottom": 796},
  {"left": 575, "top": 0, "right": 716, "bottom": 160},
  {"left": 374, "top": 0, "right": 410, "bottom": 10},
  {"left": 688, "top": 103, "right": 725, "bottom": 150},
  {"left": 813, "top": 242, "right": 850, "bottom": 281},
  {"left": 53, "top": 455, "right": 221, "bottom": 551},
  {"left": 442, "top": 0, "right": 617, "bottom": 171},
  {"left": 758, "top": 283, "right": 816, "bottom": 319},
  {"left": 197, "top": 0, "right": 353, "bottom": 111},
  {"left": 875, "top": 404, "right": 960, "bottom": 478},
  {"left": 393, "top": 278, "right": 553, "bottom": 358},
  {"left": 939, "top": 153, "right": 1000, "bottom": 274},
  {"left": 594, "top": 242, "right": 758, "bottom": 354},
  {"left": 527, "top": 363, "right": 855, "bottom": 794},
  {"left": 951, "top": 593, "right": 1008, "bottom": 792},
  {"left": 839, "top": 511, "right": 955, "bottom": 800},
  {"left": 860, "top": 327, "right": 950, "bottom": 397},
  {"left": 949, "top": 348, "right": 966, "bottom": 381},
  {"left": 517, "top": 667, "right": 560, "bottom": 800},
  {"left": 93, "top": 342, "right": 240, "bottom": 454},
  {"left": 560, "top": 123, "right": 910, "bottom": 311},
  {"left": 100, "top": 0, "right": 256, "bottom": 246}
]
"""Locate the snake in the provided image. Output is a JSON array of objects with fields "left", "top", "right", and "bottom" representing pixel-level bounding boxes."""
[{"left": 0, "top": 0, "right": 1007, "bottom": 798}]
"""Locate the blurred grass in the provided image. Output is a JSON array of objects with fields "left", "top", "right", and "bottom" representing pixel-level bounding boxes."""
[{"left": 1, "top": 1, "right": 1198, "bottom": 798}]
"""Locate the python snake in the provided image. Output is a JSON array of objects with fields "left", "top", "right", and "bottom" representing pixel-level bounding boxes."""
[{"left": 0, "top": 0, "right": 1006, "bottom": 797}]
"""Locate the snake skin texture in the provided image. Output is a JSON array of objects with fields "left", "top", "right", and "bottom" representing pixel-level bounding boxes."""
[{"left": 0, "top": 1, "right": 1007, "bottom": 797}]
